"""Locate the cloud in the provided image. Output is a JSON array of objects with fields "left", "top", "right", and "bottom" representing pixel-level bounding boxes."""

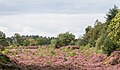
[
  {"left": 0, "top": 26, "right": 8, "bottom": 32},
  {"left": 0, "top": 13, "right": 105, "bottom": 37},
  {"left": 0, "top": 0, "right": 120, "bottom": 14}
]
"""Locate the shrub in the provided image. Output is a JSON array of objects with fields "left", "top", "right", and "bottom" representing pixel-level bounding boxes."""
[
  {"left": 50, "top": 38, "right": 61, "bottom": 48},
  {"left": 69, "top": 51, "right": 76, "bottom": 57},
  {"left": 50, "top": 32, "right": 75, "bottom": 48},
  {"left": 2, "top": 49, "right": 9, "bottom": 54},
  {"left": 79, "top": 46, "right": 84, "bottom": 53},
  {"left": 102, "top": 38, "right": 117, "bottom": 56},
  {"left": 0, "top": 31, "right": 9, "bottom": 51},
  {"left": 46, "top": 61, "right": 51, "bottom": 64},
  {"left": 50, "top": 50, "right": 56, "bottom": 55}
]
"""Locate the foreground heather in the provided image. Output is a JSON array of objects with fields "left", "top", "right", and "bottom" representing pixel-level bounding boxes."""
[{"left": 2, "top": 46, "right": 120, "bottom": 70}]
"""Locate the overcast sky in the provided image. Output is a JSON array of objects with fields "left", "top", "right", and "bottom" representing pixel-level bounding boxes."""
[{"left": 0, "top": 0, "right": 120, "bottom": 37}]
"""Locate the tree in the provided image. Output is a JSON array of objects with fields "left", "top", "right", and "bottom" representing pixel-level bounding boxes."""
[
  {"left": 75, "top": 36, "right": 87, "bottom": 46},
  {"left": 51, "top": 32, "right": 75, "bottom": 48},
  {"left": 82, "top": 21, "right": 103, "bottom": 47},
  {"left": 57, "top": 32, "right": 75, "bottom": 46},
  {"left": 85, "top": 26, "right": 92, "bottom": 34},
  {"left": 50, "top": 38, "right": 61, "bottom": 48},
  {"left": 69, "top": 40, "right": 75, "bottom": 45},
  {"left": 95, "top": 35, "right": 104, "bottom": 50},
  {"left": 78, "top": 5, "right": 120, "bottom": 55},
  {"left": 103, "top": 37, "right": 117, "bottom": 56},
  {"left": 36, "top": 36, "right": 51, "bottom": 46},
  {"left": 107, "top": 11, "right": 120, "bottom": 48},
  {"left": 102, "top": 10, "right": 120, "bottom": 55},
  {"left": 0, "top": 31, "right": 9, "bottom": 50},
  {"left": 23, "top": 39, "right": 30, "bottom": 46},
  {"left": 13, "top": 33, "right": 23, "bottom": 46},
  {"left": 106, "top": 5, "right": 118, "bottom": 23}
]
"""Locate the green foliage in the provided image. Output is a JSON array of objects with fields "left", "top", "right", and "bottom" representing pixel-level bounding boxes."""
[
  {"left": 76, "top": 5, "right": 120, "bottom": 56},
  {"left": 7, "top": 32, "right": 75, "bottom": 48},
  {"left": 106, "top": 5, "right": 118, "bottom": 23},
  {"left": 78, "top": 21, "right": 103, "bottom": 47},
  {"left": 51, "top": 32, "right": 75, "bottom": 48},
  {"left": 39, "top": 53, "right": 45, "bottom": 57},
  {"left": 85, "top": 26, "right": 92, "bottom": 34},
  {"left": 36, "top": 36, "right": 51, "bottom": 46},
  {"left": 8, "top": 34, "right": 53, "bottom": 47},
  {"left": 95, "top": 35, "right": 104, "bottom": 50},
  {"left": 50, "top": 50, "right": 56, "bottom": 55},
  {"left": 101, "top": 10, "right": 120, "bottom": 55},
  {"left": 46, "top": 61, "right": 51, "bottom": 64},
  {"left": 0, "top": 31, "right": 9, "bottom": 51},
  {"left": 107, "top": 11, "right": 120, "bottom": 47},
  {"left": 102, "top": 38, "right": 117, "bottom": 56},
  {"left": 69, "top": 40, "right": 75, "bottom": 45},
  {"left": 50, "top": 38, "right": 61, "bottom": 48},
  {"left": 28, "top": 38, "right": 37, "bottom": 46},
  {"left": 75, "top": 37, "right": 87, "bottom": 46},
  {"left": 58, "top": 32, "right": 75, "bottom": 46},
  {"left": 69, "top": 50, "right": 76, "bottom": 57},
  {"left": 62, "top": 47, "right": 69, "bottom": 52},
  {"left": 13, "top": 33, "right": 24, "bottom": 46},
  {"left": 0, "top": 55, "right": 8, "bottom": 63},
  {"left": 1, "top": 49, "right": 9, "bottom": 54},
  {"left": 32, "top": 52, "right": 35, "bottom": 56},
  {"left": 79, "top": 46, "right": 84, "bottom": 52},
  {"left": 23, "top": 39, "right": 30, "bottom": 46}
]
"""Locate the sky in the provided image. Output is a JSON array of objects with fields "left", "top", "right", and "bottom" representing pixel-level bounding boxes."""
[{"left": 0, "top": 0, "right": 120, "bottom": 37}]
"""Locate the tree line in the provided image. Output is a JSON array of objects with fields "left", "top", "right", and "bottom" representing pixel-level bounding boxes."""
[
  {"left": 77, "top": 5, "right": 120, "bottom": 55},
  {"left": 0, "top": 31, "right": 76, "bottom": 49}
]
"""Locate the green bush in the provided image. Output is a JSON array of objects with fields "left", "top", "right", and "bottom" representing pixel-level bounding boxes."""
[
  {"left": 50, "top": 50, "right": 56, "bottom": 55},
  {"left": 69, "top": 51, "right": 76, "bottom": 57},
  {"left": 102, "top": 38, "right": 117, "bottom": 56},
  {"left": 50, "top": 32, "right": 75, "bottom": 48},
  {"left": 0, "top": 31, "right": 9, "bottom": 51},
  {"left": 50, "top": 38, "right": 61, "bottom": 48}
]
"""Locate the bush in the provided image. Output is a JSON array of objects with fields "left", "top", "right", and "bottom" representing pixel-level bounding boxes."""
[
  {"left": 95, "top": 35, "right": 103, "bottom": 50},
  {"left": 69, "top": 50, "right": 76, "bottom": 57},
  {"left": 50, "top": 50, "right": 56, "bottom": 55},
  {"left": 102, "top": 38, "right": 117, "bottom": 56},
  {"left": 50, "top": 38, "right": 61, "bottom": 48},
  {"left": 0, "top": 31, "right": 9, "bottom": 51},
  {"left": 50, "top": 32, "right": 75, "bottom": 48}
]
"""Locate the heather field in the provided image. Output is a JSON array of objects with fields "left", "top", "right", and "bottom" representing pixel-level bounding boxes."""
[{"left": 1, "top": 46, "right": 119, "bottom": 70}]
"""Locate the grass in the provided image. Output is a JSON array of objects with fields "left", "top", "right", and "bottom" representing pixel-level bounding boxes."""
[
  {"left": 50, "top": 50, "right": 56, "bottom": 55},
  {"left": 13, "top": 52, "right": 17, "bottom": 57},
  {"left": 69, "top": 50, "right": 76, "bottom": 57},
  {"left": 79, "top": 46, "right": 84, "bottom": 53},
  {"left": 0, "top": 48, "right": 10, "bottom": 54},
  {"left": 46, "top": 61, "right": 51, "bottom": 65},
  {"left": 39, "top": 53, "right": 45, "bottom": 57}
]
